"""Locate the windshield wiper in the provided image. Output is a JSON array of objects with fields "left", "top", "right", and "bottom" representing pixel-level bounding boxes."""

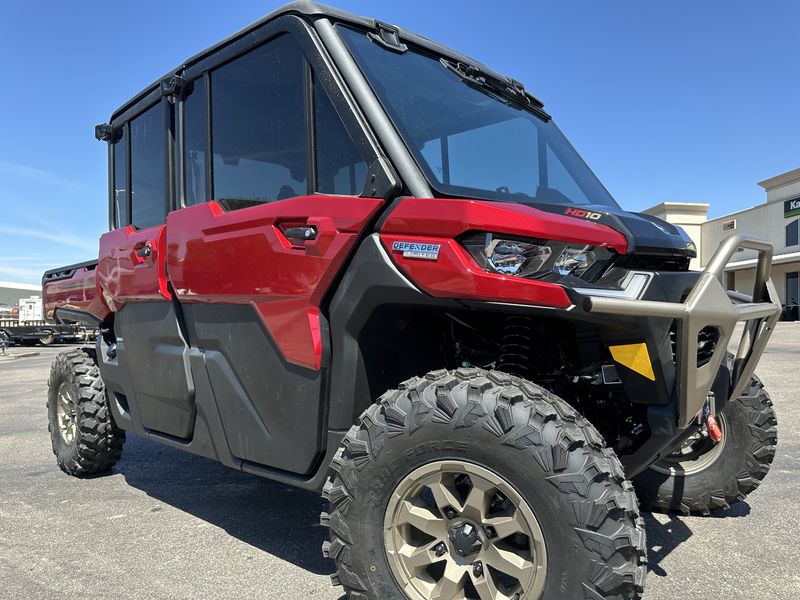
[{"left": 440, "top": 58, "right": 551, "bottom": 121}]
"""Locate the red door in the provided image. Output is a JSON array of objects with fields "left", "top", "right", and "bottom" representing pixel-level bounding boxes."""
[
  {"left": 165, "top": 195, "right": 383, "bottom": 473},
  {"left": 98, "top": 223, "right": 199, "bottom": 440},
  {"left": 167, "top": 196, "right": 383, "bottom": 370},
  {"left": 97, "top": 225, "right": 170, "bottom": 306}
]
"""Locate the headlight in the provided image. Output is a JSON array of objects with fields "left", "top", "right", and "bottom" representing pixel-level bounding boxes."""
[
  {"left": 484, "top": 237, "right": 552, "bottom": 277},
  {"left": 554, "top": 246, "right": 596, "bottom": 276},
  {"left": 462, "top": 232, "right": 612, "bottom": 280}
]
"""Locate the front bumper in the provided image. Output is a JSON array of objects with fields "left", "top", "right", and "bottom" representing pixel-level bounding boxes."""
[{"left": 582, "top": 235, "right": 781, "bottom": 428}]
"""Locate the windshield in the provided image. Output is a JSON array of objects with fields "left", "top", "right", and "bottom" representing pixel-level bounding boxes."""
[{"left": 339, "top": 26, "right": 619, "bottom": 208}]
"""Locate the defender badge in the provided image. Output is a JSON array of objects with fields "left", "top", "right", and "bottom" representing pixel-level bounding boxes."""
[{"left": 392, "top": 241, "right": 441, "bottom": 260}]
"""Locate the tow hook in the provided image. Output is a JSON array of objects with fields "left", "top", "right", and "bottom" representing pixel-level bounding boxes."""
[
  {"left": 699, "top": 392, "right": 723, "bottom": 443},
  {"left": 706, "top": 414, "right": 723, "bottom": 443}
]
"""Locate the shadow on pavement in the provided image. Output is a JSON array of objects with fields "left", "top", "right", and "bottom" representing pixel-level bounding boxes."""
[
  {"left": 116, "top": 435, "right": 334, "bottom": 576},
  {"left": 113, "top": 434, "right": 756, "bottom": 584},
  {"left": 644, "top": 501, "right": 750, "bottom": 576}
]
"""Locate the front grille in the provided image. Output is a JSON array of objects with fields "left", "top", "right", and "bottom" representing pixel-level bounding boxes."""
[
  {"left": 670, "top": 323, "right": 719, "bottom": 367},
  {"left": 696, "top": 327, "right": 719, "bottom": 366},
  {"left": 616, "top": 254, "right": 690, "bottom": 272}
]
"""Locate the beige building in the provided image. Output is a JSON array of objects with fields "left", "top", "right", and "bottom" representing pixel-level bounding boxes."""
[
  {"left": 0, "top": 281, "right": 42, "bottom": 310},
  {"left": 644, "top": 167, "right": 800, "bottom": 319}
]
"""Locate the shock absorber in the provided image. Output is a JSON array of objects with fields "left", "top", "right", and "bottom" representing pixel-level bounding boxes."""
[{"left": 496, "top": 316, "right": 536, "bottom": 377}]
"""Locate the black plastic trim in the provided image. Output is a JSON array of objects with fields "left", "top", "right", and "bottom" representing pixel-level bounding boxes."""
[
  {"left": 327, "top": 234, "right": 458, "bottom": 430},
  {"left": 52, "top": 307, "right": 102, "bottom": 327},
  {"left": 42, "top": 260, "right": 98, "bottom": 285}
]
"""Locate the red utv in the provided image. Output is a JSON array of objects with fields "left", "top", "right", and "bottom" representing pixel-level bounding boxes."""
[{"left": 44, "top": 3, "right": 780, "bottom": 599}]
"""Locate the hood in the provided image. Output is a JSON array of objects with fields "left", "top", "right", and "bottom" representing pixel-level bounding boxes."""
[{"left": 530, "top": 203, "right": 697, "bottom": 258}]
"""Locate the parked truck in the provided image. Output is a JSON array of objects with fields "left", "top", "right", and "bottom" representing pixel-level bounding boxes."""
[{"left": 43, "top": 3, "right": 781, "bottom": 599}]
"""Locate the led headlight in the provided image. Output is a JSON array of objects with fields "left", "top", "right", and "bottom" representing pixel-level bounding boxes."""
[
  {"left": 484, "top": 237, "right": 552, "bottom": 277},
  {"left": 554, "top": 246, "right": 596, "bottom": 276},
  {"left": 462, "top": 232, "right": 612, "bottom": 281}
]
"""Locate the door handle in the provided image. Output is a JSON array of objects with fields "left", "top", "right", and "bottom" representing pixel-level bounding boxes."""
[
  {"left": 136, "top": 244, "right": 152, "bottom": 258},
  {"left": 283, "top": 226, "right": 317, "bottom": 241}
]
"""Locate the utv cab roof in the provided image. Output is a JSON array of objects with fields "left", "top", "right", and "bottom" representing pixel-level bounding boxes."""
[{"left": 108, "top": 0, "right": 544, "bottom": 126}]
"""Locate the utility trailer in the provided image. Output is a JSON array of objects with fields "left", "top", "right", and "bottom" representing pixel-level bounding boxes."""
[{"left": 0, "top": 294, "right": 90, "bottom": 346}]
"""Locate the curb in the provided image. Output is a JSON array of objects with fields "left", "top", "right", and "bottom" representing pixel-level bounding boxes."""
[{"left": 0, "top": 351, "right": 40, "bottom": 361}]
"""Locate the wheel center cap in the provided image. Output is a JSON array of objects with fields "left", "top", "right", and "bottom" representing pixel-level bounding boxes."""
[{"left": 448, "top": 521, "right": 483, "bottom": 557}]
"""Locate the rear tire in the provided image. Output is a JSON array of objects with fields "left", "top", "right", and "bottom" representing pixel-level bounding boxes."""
[
  {"left": 634, "top": 376, "right": 777, "bottom": 515},
  {"left": 47, "top": 348, "right": 125, "bottom": 476},
  {"left": 322, "top": 368, "right": 646, "bottom": 599}
]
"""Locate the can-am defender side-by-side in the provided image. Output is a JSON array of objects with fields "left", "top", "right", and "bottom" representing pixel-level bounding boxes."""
[{"left": 44, "top": 3, "right": 780, "bottom": 598}]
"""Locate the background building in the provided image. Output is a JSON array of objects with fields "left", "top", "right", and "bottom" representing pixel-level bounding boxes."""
[
  {"left": 0, "top": 281, "right": 41, "bottom": 308},
  {"left": 645, "top": 167, "right": 800, "bottom": 319}
]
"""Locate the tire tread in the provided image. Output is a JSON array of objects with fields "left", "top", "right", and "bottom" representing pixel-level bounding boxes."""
[
  {"left": 322, "top": 368, "right": 646, "bottom": 599},
  {"left": 47, "top": 348, "right": 125, "bottom": 476}
]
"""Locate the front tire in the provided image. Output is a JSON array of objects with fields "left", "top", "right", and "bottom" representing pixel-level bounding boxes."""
[
  {"left": 634, "top": 376, "right": 777, "bottom": 515},
  {"left": 322, "top": 369, "right": 646, "bottom": 599},
  {"left": 47, "top": 348, "right": 125, "bottom": 476}
]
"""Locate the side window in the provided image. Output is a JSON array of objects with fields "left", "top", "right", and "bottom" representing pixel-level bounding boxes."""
[
  {"left": 113, "top": 127, "right": 129, "bottom": 228},
  {"left": 130, "top": 102, "right": 168, "bottom": 228},
  {"left": 787, "top": 272, "right": 799, "bottom": 306},
  {"left": 786, "top": 219, "right": 799, "bottom": 247},
  {"left": 314, "top": 75, "right": 368, "bottom": 195},
  {"left": 184, "top": 78, "right": 208, "bottom": 206},
  {"left": 210, "top": 35, "right": 307, "bottom": 210}
]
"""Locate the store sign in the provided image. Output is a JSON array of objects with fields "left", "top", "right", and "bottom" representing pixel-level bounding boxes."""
[{"left": 786, "top": 197, "right": 800, "bottom": 218}]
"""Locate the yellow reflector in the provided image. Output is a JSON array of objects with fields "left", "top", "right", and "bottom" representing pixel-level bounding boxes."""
[{"left": 609, "top": 343, "right": 656, "bottom": 381}]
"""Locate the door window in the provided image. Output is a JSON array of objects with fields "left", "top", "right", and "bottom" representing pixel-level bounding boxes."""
[
  {"left": 314, "top": 74, "right": 368, "bottom": 195},
  {"left": 184, "top": 78, "right": 208, "bottom": 206},
  {"left": 130, "top": 102, "right": 168, "bottom": 228},
  {"left": 112, "top": 127, "right": 129, "bottom": 228},
  {"left": 210, "top": 35, "right": 307, "bottom": 210}
]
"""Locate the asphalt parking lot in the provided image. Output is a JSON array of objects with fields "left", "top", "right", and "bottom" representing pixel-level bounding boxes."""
[{"left": 1, "top": 325, "right": 799, "bottom": 599}]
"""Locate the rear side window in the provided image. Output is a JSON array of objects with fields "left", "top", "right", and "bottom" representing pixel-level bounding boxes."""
[
  {"left": 210, "top": 35, "right": 307, "bottom": 210},
  {"left": 112, "top": 127, "right": 128, "bottom": 228},
  {"left": 314, "top": 75, "right": 368, "bottom": 195},
  {"left": 184, "top": 78, "right": 208, "bottom": 206},
  {"left": 130, "top": 103, "right": 168, "bottom": 228}
]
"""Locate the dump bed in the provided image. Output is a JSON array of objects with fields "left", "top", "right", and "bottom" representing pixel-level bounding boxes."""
[{"left": 42, "top": 260, "right": 99, "bottom": 321}]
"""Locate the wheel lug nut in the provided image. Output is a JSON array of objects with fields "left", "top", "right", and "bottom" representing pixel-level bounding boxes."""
[
  {"left": 444, "top": 507, "right": 458, "bottom": 519},
  {"left": 484, "top": 526, "right": 497, "bottom": 539},
  {"left": 472, "top": 561, "right": 483, "bottom": 577},
  {"left": 434, "top": 542, "right": 447, "bottom": 557}
]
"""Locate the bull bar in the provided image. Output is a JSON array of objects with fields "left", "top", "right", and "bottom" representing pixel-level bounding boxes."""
[{"left": 584, "top": 235, "right": 782, "bottom": 428}]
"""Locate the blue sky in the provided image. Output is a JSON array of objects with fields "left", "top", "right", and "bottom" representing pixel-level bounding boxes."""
[{"left": 1, "top": 1, "right": 797, "bottom": 285}]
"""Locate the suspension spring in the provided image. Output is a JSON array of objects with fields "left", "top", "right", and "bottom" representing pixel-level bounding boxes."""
[{"left": 496, "top": 316, "right": 536, "bottom": 377}]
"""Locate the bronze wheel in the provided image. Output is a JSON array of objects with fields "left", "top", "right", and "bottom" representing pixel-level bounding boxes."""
[
  {"left": 650, "top": 413, "right": 728, "bottom": 477},
  {"left": 55, "top": 382, "right": 78, "bottom": 444},
  {"left": 384, "top": 460, "right": 547, "bottom": 600}
]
